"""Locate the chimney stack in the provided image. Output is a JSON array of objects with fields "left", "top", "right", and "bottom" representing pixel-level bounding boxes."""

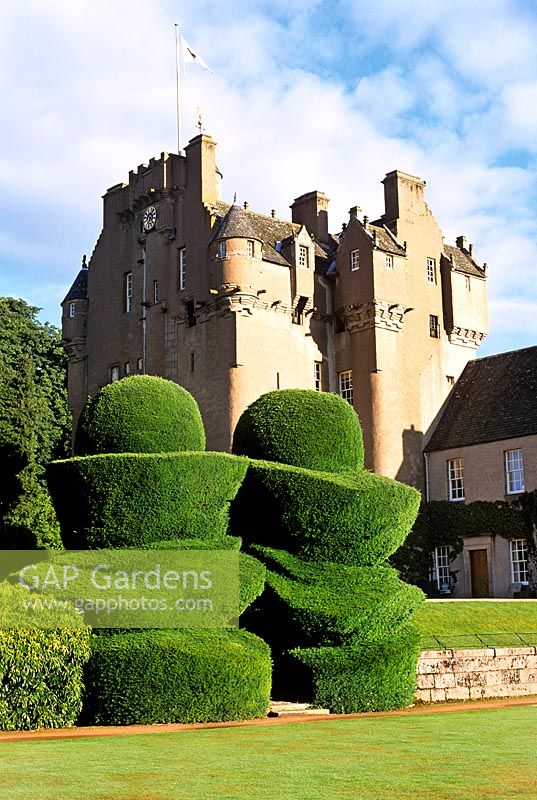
[{"left": 291, "top": 191, "right": 330, "bottom": 244}]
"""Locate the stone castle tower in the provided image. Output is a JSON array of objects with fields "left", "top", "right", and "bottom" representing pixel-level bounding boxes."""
[{"left": 62, "top": 133, "right": 488, "bottom": 490}]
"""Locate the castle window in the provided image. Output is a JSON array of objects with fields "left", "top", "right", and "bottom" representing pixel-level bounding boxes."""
[
  {"left": 510, "top": 539, "right": 529, "bottom": 585},
  {"left": 178, "top": 248, "right": 186, "bottom": 291},
  {"left": 299, "top": 245, "right": 309, "bottom": 268},
  {"left": 429, "top": 314, "right": 440, "bottom": 338},
  {"left": 446, "top": 375, "right": 455, "bottom": 386},
  {"left": 431, "top": 546, "right": 451, "bottom": 593},
  {"left": 350, "top": 250, "right": 360, "bottom": 271},
  {"left": 185, "top": 300, "right": 196, "bottom": 328},
  {"left": 137, "top": 357, "right": 144, "bottom": 372},
  {"left": 109, "top": 365, "right": 120, "bottom": 383},
  {"left": 292, "top": 295, "right": 308, "bottom": 325},
  {"left": 247, "top": 240, "right": 255, "bottom": 258},
  {"left": 385, "top": 254, "right": 394, "bottom": 270},
  {"left": 218, "top": 241, "right": 227, "bottom": 259},
  {"left": 505, "top": 449, "right": 524, "bottom": 495},
  {"left": 125, "top": 272, "right": 133, "bottom": 313},
  {"left": 427, "top": 258, "right": 436, "bottom": 284},
  {"left": 314, "top": 361, "right": 322, "bottom": 391},
  {"left": 190, "top": 352, "right": 195, "bottom": 372},
  {"left": 124, "top": 361, "right": 131, "bottom": 375},
  {"left": 447, "top": 457, "right": 464, "bottom": 501},
  {"left": 153, "top": 280, "right": 159, "bottom": 303},
  {"left": 69, "top": 302, "right": 76, "bottom": 318},
  {"left": 465, "top": 276, "right": 471, "bottom": 291},
  {"left": 338, "top": 370, "right": 353, "bottom": 405}
]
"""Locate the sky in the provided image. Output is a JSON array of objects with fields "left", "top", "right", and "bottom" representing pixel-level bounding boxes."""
[{"left": 1, "top": 0, "right": 536, "bottom": 357}]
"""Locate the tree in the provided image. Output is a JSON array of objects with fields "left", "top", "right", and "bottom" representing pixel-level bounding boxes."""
[{"left": 0, "top": 297, "right": 70, "bottom": 548}]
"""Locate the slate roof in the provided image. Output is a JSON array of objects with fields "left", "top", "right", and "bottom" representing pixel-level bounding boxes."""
[
  {"left": 368, "top": 223, "right": 407, "bottom": 256},
  {"left": 211, "top": 203, "right": 262, "bottom": 243},
  {"left": 425, "top": 346, "right": 537, "bottom": 452},
  {"left": 443, "top": 244, "right": 486, "bottom": 278},
  {"left": 212, "top": 201, "right": 329, "bottom": 266},
  {"left": 62, "top": 268, "right": 88, "bottom": 304}
]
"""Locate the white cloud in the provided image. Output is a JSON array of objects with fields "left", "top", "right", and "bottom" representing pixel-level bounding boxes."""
[{"left": 0, "top": 0, "right": 536, "bottom": 355}]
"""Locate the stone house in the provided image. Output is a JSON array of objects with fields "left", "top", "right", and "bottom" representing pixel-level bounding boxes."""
[{"left": 425, "top": 346, "right": 537, "bottom": 597}]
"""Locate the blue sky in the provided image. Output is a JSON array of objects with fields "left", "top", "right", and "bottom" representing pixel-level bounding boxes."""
[{"left": 1, "top": 0, "right": 536, "bottom": 357}]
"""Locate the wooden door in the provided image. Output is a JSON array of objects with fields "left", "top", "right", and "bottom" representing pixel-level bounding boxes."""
[{"left": 470, "top": 549, "right": 489, "bottom": 598}]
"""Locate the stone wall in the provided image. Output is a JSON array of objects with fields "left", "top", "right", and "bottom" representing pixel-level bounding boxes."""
[{"left": 417, "top": 647, "right": 537, "bottom": 702}]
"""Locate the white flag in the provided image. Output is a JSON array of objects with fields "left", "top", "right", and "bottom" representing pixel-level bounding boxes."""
[{"left": 181, "top": 36, "right": 215, "bottom": 74}]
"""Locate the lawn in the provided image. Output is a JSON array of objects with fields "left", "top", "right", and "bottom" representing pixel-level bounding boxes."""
[
  {"left": 1, "top": 706, "right": 536, "bottom": 800},
  {"left": 414, "top": 599, "right": 537, "bottom": 649}
]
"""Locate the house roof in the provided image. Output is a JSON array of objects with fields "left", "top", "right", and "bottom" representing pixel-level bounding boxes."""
[
  {"left": 368, "top": 223, "right": 407, "bottom": 257},
  {"left": 62, "top": 268, "right": 88, "bottom": 304},
  {"left": 212, "top": 201, "right": 329, "bottom": 266},
  {"left": 425, "top": 346, "right": 537, "bottom": 452},
  {"left": 211, "top": 203, "right": 262, "bottom": 243},
  {"left": 443, "top": 244, "right": 486, "bottom": 278}
]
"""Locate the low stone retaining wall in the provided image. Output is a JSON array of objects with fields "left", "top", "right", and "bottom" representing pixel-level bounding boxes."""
[{"left": 416, "top": 647, "right": 537, "bottom": 702}]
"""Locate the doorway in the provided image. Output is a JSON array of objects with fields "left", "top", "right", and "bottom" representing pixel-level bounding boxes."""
[{"left": 470, "top": 549, "right": 489, "bottom": 597}]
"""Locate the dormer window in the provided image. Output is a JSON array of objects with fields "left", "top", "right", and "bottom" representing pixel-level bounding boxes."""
[
  {"left": 247, "top": 240, "right": 255, "bottom": 258},
  {"left": 218, "top": 241, "right": 227, "bottom": 259},
  {"left": 69, "top": 302, "right": 76, "bottom": 318},
  {"left": 299, "top": 245, "right": 309, "bottom": 268}
]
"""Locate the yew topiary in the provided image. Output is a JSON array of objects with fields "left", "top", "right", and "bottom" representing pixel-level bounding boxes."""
[
  {"left": 232, "top": 389, "right": 364, "bottom": 473},
  {"left": 74, "top": 375, "right": 205, "bottom": 455}
]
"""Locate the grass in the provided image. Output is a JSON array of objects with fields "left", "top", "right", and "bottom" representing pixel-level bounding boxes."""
[
  {"left": 1, "top": 706, "right": 537, "bottom": 799},
  {"left": 414, "top": 600, "right": 537, "bottom": 649}
]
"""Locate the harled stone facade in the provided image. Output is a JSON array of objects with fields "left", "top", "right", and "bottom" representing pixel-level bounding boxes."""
[{"left": 62, "top": 133, "right": 488, "bottom": 490}]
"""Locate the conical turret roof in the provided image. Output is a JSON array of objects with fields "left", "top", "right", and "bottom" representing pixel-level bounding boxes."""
[
  {"left": 211, "top": 203, "right": 262, "bottom": 242},
  {"left": 62, "top": 266, "right": 88, "bottom": 304}
]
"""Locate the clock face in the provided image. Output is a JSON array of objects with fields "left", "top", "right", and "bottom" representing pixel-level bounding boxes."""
[{"left": 143, "top": 206, "right": 157, "bottom": 232}]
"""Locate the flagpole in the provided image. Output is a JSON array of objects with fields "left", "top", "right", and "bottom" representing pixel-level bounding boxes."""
[{"left": 175, "top": 24, "right": 182, "bottom": 155}]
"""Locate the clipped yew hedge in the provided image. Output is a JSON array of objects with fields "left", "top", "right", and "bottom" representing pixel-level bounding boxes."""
[
  {"left": 0, "top": 584, "right": 91, "bottom": 731},
  {"left": 74, "top": 375, "right": 205, "bottom": 456},
  {"left": 81, "top": 628, "right": 272, "bottom": 725},
  {"left": 291, "top": 626, "right": 421, "bottom": 713},
  {"left": 248, "top": 546, "right": 424, "bottom": 649},
  {"left": 146, "top": 539, "right": 266, "bottom": 616},
  {"left": 232, "top": 460, "right": 421, "bottom": 565},
  {"left": 232, "top": 389, "right": 364, "bottom": 473},
  {"left": 47, "top": 452, "right": 248, "bottom": 548}
]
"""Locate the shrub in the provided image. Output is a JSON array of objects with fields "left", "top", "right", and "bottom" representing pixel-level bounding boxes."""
[
  {"left": 74, "top": 375, "right": 205, "bottom": 456},
  {"left": 232, "top": 389, "right": 364, "bottom": 473},
  {"left": 231, "top": 460, "right": 420, "bottom": 565},
  {"left": 246, "top": 547, "right": 423, "bottom": 649},
  {"left": 81, "top": 628, "right": 272, "bottom": 725},
  {"left": 290, "top": 626, "right": 421, "bottom": 713},
  {"left": 47, "top": 452, "right": 248, "bottom": 548},
  {"left": 0, "top": 583, "right": 91, "bottom": 730},
  {"left": 145, "top": 539, "right": 265, "bottom": 616}
]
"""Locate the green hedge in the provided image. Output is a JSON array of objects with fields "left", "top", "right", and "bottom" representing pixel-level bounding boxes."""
[
  {"left": 144, "top": 540, "right": 265, "bottom": 616},
  {"left": 290, "top": 626, "right": 421, "bottom": 713},
  {"left": 247, "top": 547, "right": 423, "bottom": 649},
  {"left": 80, "top": 628, "right": 272, "bottom": 725},
  {"left": 231, "top": 460, "right": 420, "bottom": 565},
  {"left": 232, "top": 389, "right": 364, "bottom": 473},
  {"left": 47, "top": 452, "right": 248, "bottom": 548},
  {"left": 0, "top": 584, "right": 91, "bottom": 731},
  {"left": 74, "top": 375, "right": 205, "bottom": 456}
]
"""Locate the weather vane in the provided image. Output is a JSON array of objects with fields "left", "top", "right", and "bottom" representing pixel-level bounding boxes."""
[{"left": 196, "top": 107, "right": 203, "bottom": 133}]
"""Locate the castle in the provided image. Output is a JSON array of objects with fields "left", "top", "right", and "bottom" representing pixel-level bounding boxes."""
[{"left": 62, "top": 132, "right": 489, "bottom": 492}]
